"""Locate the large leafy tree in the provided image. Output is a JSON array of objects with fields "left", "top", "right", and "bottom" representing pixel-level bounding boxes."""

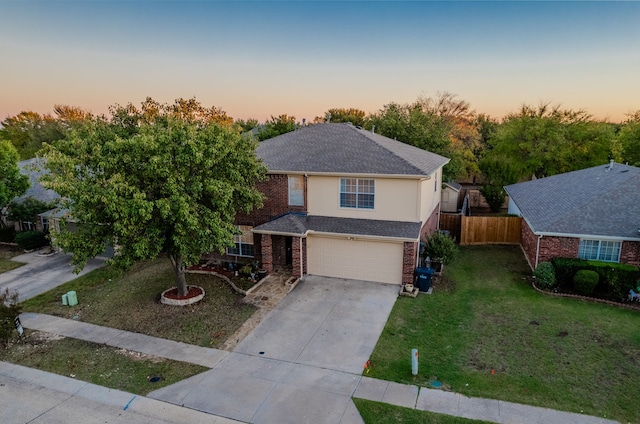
[
  {"left": 366, "top": 94, "right": 474, "bottom": 181},
  {"left": 478, "top": 156, "right": 520, "bottom": 212},
  {"left": 256, "top": 114, "right": 297, "bottom": 141},
  {"left": 0, "top": 106, "right": 93, "bottom": 160},
  {"left": 489, "top": 104, "right": 614, "bottom": 179},
  {"left": 0, "top": 112, "right": 65, "bottom": 159},
  {"left": 0, "top": 140, "right": 30, "bottom": 221},
  {"left": 41, "top": 100, "right": 266, "bottom": 296},
  {"left": 316, "top": 108, "right": 367, "bottom": 127},
  {"left": 619, "top": 111, "right": 640, "bottom": 166}
]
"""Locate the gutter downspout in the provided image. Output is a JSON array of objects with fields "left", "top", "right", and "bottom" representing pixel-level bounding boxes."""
[
  {"left": 299, "top": 236, "right": 304, "bottom": 278},
  {"left": 535, "top": 234, "right": 542, "bottom": 269}
]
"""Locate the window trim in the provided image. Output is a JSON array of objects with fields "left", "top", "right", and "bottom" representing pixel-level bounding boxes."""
[
  {"left": 288, "top": 175, "right": 304, "bottom": 207},
  {"left": 226, "top": 225, "right": 255, "bottom": 258},
  {"left": 339, "top": 178, "right": 375, "bottom": 210},
  {"left": 578, "top": 239, "right": 621, "bottom": 263}
]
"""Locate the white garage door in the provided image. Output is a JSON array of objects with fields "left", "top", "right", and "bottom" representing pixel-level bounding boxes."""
[{"left": 307, "top": 236, "right": 404, "bottom": 284}]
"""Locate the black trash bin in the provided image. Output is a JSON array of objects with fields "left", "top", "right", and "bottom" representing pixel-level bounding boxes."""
[{"left": 413, "top": 267, "right": 434, "bottom": 292}]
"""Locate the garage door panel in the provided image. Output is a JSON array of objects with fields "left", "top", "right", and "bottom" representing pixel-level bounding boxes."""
[{"left": 307, "top": 236, "right": 403, "bottom": 284}]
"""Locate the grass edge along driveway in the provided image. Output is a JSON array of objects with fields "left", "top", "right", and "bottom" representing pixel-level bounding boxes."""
[{"left": 367, "top": 245, "right": 639, "bottom": 424}]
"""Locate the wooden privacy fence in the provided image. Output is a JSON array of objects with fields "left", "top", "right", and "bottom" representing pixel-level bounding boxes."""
[{"left": 439, "top": 213, "right": 522, "bottom": 246}]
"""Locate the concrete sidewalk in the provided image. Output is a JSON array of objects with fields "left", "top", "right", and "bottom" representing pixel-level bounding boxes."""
[
  {"left": 18, "top": 314, "right": 618, "bottom": 424},
  {"left": 20, "top": 312, "right": 228, "bottom": 368},
  {"left": 0, "top": 361, "right": 240, "bottom": 424}
]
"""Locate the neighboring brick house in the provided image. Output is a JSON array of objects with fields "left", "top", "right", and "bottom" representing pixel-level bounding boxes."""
[
  {"left": 206, "top": 123, "right": 449, "bottom": 285},
  {"left": 504, "top": 161, "right": 640, "bottom": 270}
]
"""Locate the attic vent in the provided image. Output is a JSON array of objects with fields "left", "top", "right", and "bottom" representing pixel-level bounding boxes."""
[{"left": 621, "top": 169, "right": 629, "bottom": 173}]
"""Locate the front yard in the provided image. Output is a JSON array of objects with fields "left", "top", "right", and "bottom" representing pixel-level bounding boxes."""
[
  {"left": 366, "top": 246, "right": 639, "bottom": 424},
  {"left": 20, "top": 258, "right": 257, "bottom": 347}
]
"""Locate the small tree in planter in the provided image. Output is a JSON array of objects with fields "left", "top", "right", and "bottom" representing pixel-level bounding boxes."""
[{"left": 423, "top": 232, "right": 458, "bottom": 272}]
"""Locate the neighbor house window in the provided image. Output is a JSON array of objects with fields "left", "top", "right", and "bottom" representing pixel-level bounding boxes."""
[
  {"left": 227, "top": 225, "right": 254, "bottom": 257},
  {"left": 340, "top": 178, "right": 375, "bottom": 209},
  {"left": 288, "top": 175, "right": 304, "bottom": 206},
  {"left": 20, "top": 221, "right": 35, "bottom": 231},
  {"left": 578, "top": 239, "right": 621, "bottom": 262},
  {"left": 41, "top": 217, "right": 49, "bottom": 232}
]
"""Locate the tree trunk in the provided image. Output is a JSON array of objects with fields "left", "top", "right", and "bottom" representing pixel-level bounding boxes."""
[{"left": 169, "top": 254, "right": 188, "bottom": 296}]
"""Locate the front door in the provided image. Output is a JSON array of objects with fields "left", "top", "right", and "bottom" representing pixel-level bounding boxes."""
[{"left": 285, "top": 236, "right": 292, "bottom": 266}]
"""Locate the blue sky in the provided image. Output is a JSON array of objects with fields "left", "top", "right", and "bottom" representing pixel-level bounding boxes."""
[{"left": 1, "top": 1, "right": 638, "bottom": 122}]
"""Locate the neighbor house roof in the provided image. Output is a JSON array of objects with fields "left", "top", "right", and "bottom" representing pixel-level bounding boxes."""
[
  {"left": 253, "top": 213, "right": 422, "bottom": 241},
  {"left": 504, "top": 162, "right": 640, "bottom": 240},
  {"left": 256, "top": 123, "right": 449, "bottom": 177},
  {"left": 15, "top": 158, "right": 60, "bottom": 204}
]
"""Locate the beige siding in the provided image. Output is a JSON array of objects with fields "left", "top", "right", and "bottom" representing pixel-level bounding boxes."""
[
  {"left": 307, "top": 175, "right": 420, "bottom": 221},
  {"left": 419, "top": 170, "right": 440, "bottom": 222},
  {"left": 307, "top": 235, "right": 403, "bottom": 284}
]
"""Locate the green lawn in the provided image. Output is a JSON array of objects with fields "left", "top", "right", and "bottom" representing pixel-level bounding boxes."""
[
  {"left": 353, "top": 398, "right": 491, "bottom": 424},
  {"left": 0, "top": 334, "right": 207, "bottom": 395},
  {"left": 2, "top": 257, "right": 253, "bottom": 395},
  {"left": 367, "top": 246, "right": 639, "bottom": 424},
  {"left": 0, "top": 258, "right": 25, "bottom": 273},
  {"left": 21, "top": 258, "right": 257, "bottom": 348}
]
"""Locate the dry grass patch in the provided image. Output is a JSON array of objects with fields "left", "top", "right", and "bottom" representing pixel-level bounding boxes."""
[{"left": 21, "top": 258, "right": 257, "bottom": 348}]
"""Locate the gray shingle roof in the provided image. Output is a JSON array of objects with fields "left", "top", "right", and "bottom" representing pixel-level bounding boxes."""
[
  {"left": 15, "top": 158, "right": 60, "bottom": 204},
  {"left": 256, "top": 123, "right": 449, "bottom": 176},
  {"left": 504, "top": 162, "right": 640, "bottom": 239},
  {"left": 253, "top": 213, "right": 421, "bottom": 240}
]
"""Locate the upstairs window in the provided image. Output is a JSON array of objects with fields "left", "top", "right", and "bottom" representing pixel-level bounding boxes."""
[
  {"left": 227, "top": 225, "right": 254, "bottom": 257},
  {"left": 288, "top": 175, "right": 304, "bottom": 206},
  {"left": 578, "top": 239, "right": 621, "bottom": 262},
  {"left": 340, "top": 178, "right": 375, "bottom": 209}
]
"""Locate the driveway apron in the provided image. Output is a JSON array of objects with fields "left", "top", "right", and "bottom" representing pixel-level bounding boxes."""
[
  {"left": 0, "top": 251, "right": 106, "bottom": 301},
  {"left": 149, "top": 276, "right": 399, "bottom": 424}
]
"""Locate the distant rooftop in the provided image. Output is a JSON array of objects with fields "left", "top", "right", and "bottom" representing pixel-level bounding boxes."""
[{"left": 15, "top": 158, "right": 60, "bottom": 204}]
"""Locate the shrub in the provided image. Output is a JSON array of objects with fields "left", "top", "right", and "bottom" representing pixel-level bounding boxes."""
[
  {"left": 573, "top": 270, "right": 599, "bottom": 296},
  {"left": 14, "top": 230, "right": 48, "bottom": 250},
  {"left": 0, "top": 227, "right": 16, "bottom": 242},
  {"left": 1, "top": 288, "right": 22, "bottom": 346},
  {"left": 423, "top": 232, "right": 458, "bottom": 265},
  {"left": 552, "top": 257, "right": 639, "bottom": 300},
  {"left": 533, "top": 262, "right": 556, "bottom": 290}
]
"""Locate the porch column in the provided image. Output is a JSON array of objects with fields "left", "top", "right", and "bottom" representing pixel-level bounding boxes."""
[
  {"left": 402, "top": 241, "right": 418, "bottom": 285},
  {"left": 261, "top": 234, "right": 274, "bottom": 272},
  {"left": 292, "top": 236, "right": 302, "bottom": 278}
]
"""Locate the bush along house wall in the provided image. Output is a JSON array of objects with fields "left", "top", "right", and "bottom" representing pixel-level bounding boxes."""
[{"left": 551, "top": 257, "right": 640, "bottom": 301}]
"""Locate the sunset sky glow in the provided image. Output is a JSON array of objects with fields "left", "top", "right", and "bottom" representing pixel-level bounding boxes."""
[{"left": 1, "top": 1, "right": 639, "bottom": 123}]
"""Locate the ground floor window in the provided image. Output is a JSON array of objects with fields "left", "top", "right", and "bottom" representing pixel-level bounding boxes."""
[
  {"left": 227, "top": 225, "right": 254, "bottom": 257},
  {"left": 578, "top": 239, "right": 621, "bottom": 262},
  {"left": 20, "top": 221, "right": 35, "bottom": 231}
]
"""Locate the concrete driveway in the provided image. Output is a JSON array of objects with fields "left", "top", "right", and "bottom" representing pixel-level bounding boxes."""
[
  {"left": 0, "top": 251, "right": 106, "bottom": 301},
  {"left": 149, "top": 276, "right": 399, "bottom": 424}
]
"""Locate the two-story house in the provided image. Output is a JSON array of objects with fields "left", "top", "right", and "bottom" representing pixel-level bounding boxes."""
[{"left": 206, "top": 123, "right": 450, "bottom": 285}]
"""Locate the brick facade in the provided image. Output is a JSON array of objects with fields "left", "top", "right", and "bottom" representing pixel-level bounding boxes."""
[
  {"left": 402, "top": 241, "right": 418, "bottom": 285},
  {"left": 420, "top": 204, "right": 441, "bottom": 241},
  {"left": 621, "top": 241, "right": 640, "bottom": 268},
  {"left": 520, "top": 219, "right": 538, "bottom": 269},
  {"left": 538, "top": 236, "right": 580, "bottom": 265},
  {"left": 520, "top": 219, "right": 640, "bottom": 270},
  {"left": 205, "top": 174, "right": 306, "bottom": 266},
  {"left": 235, "top": 174, "right": 306, "bottom": 226},
  {"left": 260, "top": 234, "right": 273, "bottom": 272},
  {"left": 292, "top": 236, "right": 302, "bottom": 278}
]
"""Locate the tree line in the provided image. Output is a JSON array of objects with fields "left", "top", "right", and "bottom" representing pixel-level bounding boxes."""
[{"left": 2, "top": 94, "right": 640, "bottom": 214}]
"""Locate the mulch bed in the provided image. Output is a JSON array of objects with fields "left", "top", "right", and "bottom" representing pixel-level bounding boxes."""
[{"left": 161, "top": 285, "right": 204, "bottom": 300}]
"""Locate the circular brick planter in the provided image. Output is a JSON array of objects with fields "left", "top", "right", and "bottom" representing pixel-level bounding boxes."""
[{"left": 160, "top": 286, "right": 205, "bottom": 306}]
